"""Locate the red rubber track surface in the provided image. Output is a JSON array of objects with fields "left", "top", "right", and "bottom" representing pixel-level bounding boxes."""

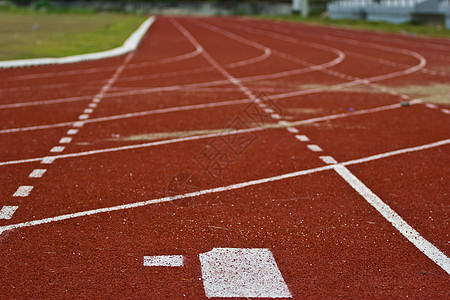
[{"left": 0, "top": 16, "right": 449, "bottom": 298}]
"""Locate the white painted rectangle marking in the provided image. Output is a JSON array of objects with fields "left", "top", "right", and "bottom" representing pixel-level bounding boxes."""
[
  {"left": 0, "top": 206, "right": 18, "bottom": 220},
  {"left": 84, "top": 108, "right": 94, "bottom": 114},
  {"left": 264, "top": 108, "right": 274, "bottom": 114},
  {"left": 78, "top": 114, "right": 89, "bottom": 120},
  {"left": 67, "top": 129, "right": 79, "bottom": 135},
  {"left": 59, "top": 137, "right": 72, "bottom": 144},
  {"left": 73, "top": 121, "right": 85, "bottom": 128},
  {"left": 41, "top": 156, "right": 56, "bottom": 164},
  {"left": 441, "top": 109, "right": 450, "bottom": 114},
  {"left": 143, "top": 255, "right": 184, "bottom": 267},
  {"left": 50, "top": 146, "right": 65, "bottom": 153},
  {"left": 286, "top": 127, "right": 299, "bottom": 134},
  {"left": 29, "top": 169, "right": 47, "bottom": 178},
  {"left": 199, "top": 248, "right": 291, "bottom": 298},
  {"left": 307, "top": 144, "right": 323, "bottom": 152},
  {"left": 295, "top": 135, "right": 310, "bottom": 142},
  {"left": 13, "top": 186, "right": 33, "bottom": 197},
  {"left": 425, "top": 104, "right": 438, "bottom": 109},
  {"left": 271, "top": 113, "right": 281, "bottom": 120},
  {"left": 88, "top": 103, "right": 97, "bottom": 108},
  {"left": 93, "top": 98, "right": 101, "bottom": 103},
  {"left": 320, "top": 156, "right": 337, "bottom": 164}
]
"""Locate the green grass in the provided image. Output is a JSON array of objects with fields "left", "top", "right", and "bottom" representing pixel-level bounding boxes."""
[
  {"left": 253, "top": 15, "right": 450, "bottom": 38},
  {"left": 0, "top": 7, "right": 146, "bottom": 60}
]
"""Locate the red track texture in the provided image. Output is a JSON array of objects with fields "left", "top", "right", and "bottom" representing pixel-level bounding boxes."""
[{"left": 0, "top": 16, "right": 449, "bottom": 298}]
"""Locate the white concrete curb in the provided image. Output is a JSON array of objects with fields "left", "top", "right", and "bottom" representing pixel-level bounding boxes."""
[{"left": 0, "top": 16, "right": 155, "bottom": 69}]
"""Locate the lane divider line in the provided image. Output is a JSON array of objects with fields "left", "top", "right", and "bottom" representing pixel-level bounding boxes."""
[{"left": 12, "top": 186, "right": 34, "bottom": 197}]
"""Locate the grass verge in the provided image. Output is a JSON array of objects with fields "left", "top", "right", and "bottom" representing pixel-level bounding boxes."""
[{"left": 0, "top": 7, "right": 146, "bottom": 61}]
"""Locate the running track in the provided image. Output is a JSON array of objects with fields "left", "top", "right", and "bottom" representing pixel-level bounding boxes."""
[{"left": 0, "top": 16, "right": 449, "bottom": 298}]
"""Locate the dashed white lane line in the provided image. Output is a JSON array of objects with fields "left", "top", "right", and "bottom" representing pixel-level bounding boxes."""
[
  {"left": 200, "top": 248, "right": 291, "bottom": 298},
  {"left": 270, "top": 113, "right": 281, "bottom": 120},
  {"left": 59, "top": 137, "right": 72, "bottom": 144},
  {"left": 83, "top": 108, "right": 94, "bottom": 114},
  {"left": 73, "top": 121, "right": 85, "bottom": 128},
  {"left": 286, "top": 127, "right": 299, "bottom": 134},
  {"left": 442, "top": 109, "right": 450, "bottom": 114},
  {"left": 295, "top": 135, "right": 309, "bottom": 142},
  {"left": 41, "top": 156, "right": 56, "bottom": 164},
  {"left": 67, "top": 129, "right": 79, "bottom": 135},
  {"left": 425, "top": 103, "right": 438, "bottom": 109},
  {"left": 13, "top": 186, "right": 34, "bottom": 197},
  {"left": 320, "top": 156, "right": 338, "bottom": 164},
  {"left": 0, "top": 206, "right": 19, "bottom": 220},
  {"left": 143, "top": 255, "right": 184, "bottom": 267},
  {"left": 28, "top": 169, "right": 47, "bottom": 178},
  {"left": 88, "top": 103, "right": 97, "bottom": 108},
  {"left": 333, "top": 164, "right": 450, "bottom": 275},
  {"left": 50, "top": 146, "right": 65, "bottom": 153},
  {"left": 78, "top": 114, "right": 89, "bottom": 120},
  {"left": 307, "top": 144, "right": 323, "bottom": 152}
]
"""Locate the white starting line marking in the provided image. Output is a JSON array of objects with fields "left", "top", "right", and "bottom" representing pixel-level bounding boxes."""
[
  {"left": 50, "top": 146, "right": 65, "bottom": 153},
  {"left": 59, "top": 137, "right": 72, "bottom": 144},
  {"left": 199, "top": 248, "right": 291, "bottom": 298},
  {"left": 307, "top": 144, "right": 323, "bottom": 152},
  {"left": 41, "top": 156, "right": 56, "bottom": 164},
  {"left": 0, "top": 206, "right": 18, "bottom": 220},
  {"left": 320, "top": 156, "right": 338, "bottom": 164},
  {"left": 28, "top": 169, "right": 47, "bottom": 178},
  {"left": 13, "top": 186, "right": 33, "bottom": 197},
  {"left": 143, "top": 255, "right": 184, "bottom": 267},
  {"left": 295, "top": 134, "right": 309, "bottom": 142}
]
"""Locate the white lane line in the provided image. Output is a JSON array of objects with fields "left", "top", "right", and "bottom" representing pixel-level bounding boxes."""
[
  {"left": 320, "top": 156, "right": 338, "bottom": 164},
  {"left": 13, "top": 186, "right": 34, "bottom": 197},
  {"left": 59, "top": 137, "right": 72, "bottom": 144},
  {"left": 88, "top": 103, "right": 97, "bottom": 108},
  {"left": 425, "top": 104, "right": 438, "bottom": 109},
  {"left": 78, "top": 114, "right": 89, "bottom": 120},
  {"left": 0, "top": 206, "right": 19, "bottom": 220},
  {"left": 307, "top": 144, "right": 323, "bottom": 152},
  {"left": 333, "top": 164, "right": 450, "bottom": 275},
  {"left": 41, "top": 157, "right": 56, "bottom": 164},
  {"left": 441, "top": 109, "right": 450, "bottom": 114},
  {"left": 67, "top": 129, "right": 79, "bottom": 135},
  {"left": 270, "top": 113, "right": 281, "bottom": 120},
  {"left": 1, "top": 138, "right": 448, "bottom": 236},
  {"left": 83, "top": 108, "right": 94, "bottom": 114},
  {"left": 50, "top": 146, "right": 65, "bottom": 153},
  {"left": 264, "top": 108, "right": 274, "bottom": 114},
  {"left": 286, "top": 127, "right": 299, "bottom": 134},
  {"left": 199, "top": 248, "right": 291, "bottom": 298},
  {"left": 28, "top": 169, "right": 47, "bottom": 178},
  {"left": 295, "top": 135, "right": 309, "bottom": 142},
  {"left": 278, "top": 121, "right": 289, "bottom": 126},
  {"left": 143, "top": 255, "right": 184, "bottom": 267}
]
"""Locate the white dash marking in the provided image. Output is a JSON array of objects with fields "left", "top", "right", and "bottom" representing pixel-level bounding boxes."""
[
  {"left": 320, "top": 156, "right": 338, "bottom": 164},
  {"left": 295, "top": 135, "right": 310, "bottom": 142},
  {"left": 271, "top": 113, "right": 281, "bottom": 120},
  {"left": 84, "top": 108, "right": 94, "bottom": 114},
  {"left": 286, "top": 127, "right": 299, "bottom": 134},
  {"left": 59, "top": 137, "right": 72, "bottom": 144},
  {"left": 307, "top": 144, "right": 323, "bottom": 152},
  {"left": 199, "top": 248, "right": 291, "bottom": 298},
  {"left": 264, "top": 108, "right": 274, "bottom": 114},
  {"left": 78, "top": 114, "right": 89, "bottom": 120},
  {"left": 67, "top": 129, "right": 79, "bottom": 135},
  {"left": 333, "top": 164, "right": 450, "bottom": 275},
  {"left": 73, "top": 121, "right": 85, "bottom": 128},
  {"left": 93, "top": 98, "right": 101, "bottom": 103},
  {"left": 50, "top": 146, "right": 65, "bottom": 153},
  {"left": 29, "top": 169, "right": 47, "bottom": 178},
  {"left": 425, "top": 104, "right": 438, "bottom": 109},
  {"left": 88, "top": 103, "right": 97, "bottom": 108},
  {"left": 400, "top": 95, "right": 410, "bottom": 100},
  {"left": 441, "top": 109, "right": 450, "bottom": 114},
  {"left": 143, "top": 255, "right": 184, "bottom": 267},
  {"left": 13, "top": 186, "right": 33, "bottom": 197},
  {"left": 41, "top": 156, "right": 56, "bottom": 164},
  {"left": 0, "top": 206, "right": 18, "bottom": 220}
]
